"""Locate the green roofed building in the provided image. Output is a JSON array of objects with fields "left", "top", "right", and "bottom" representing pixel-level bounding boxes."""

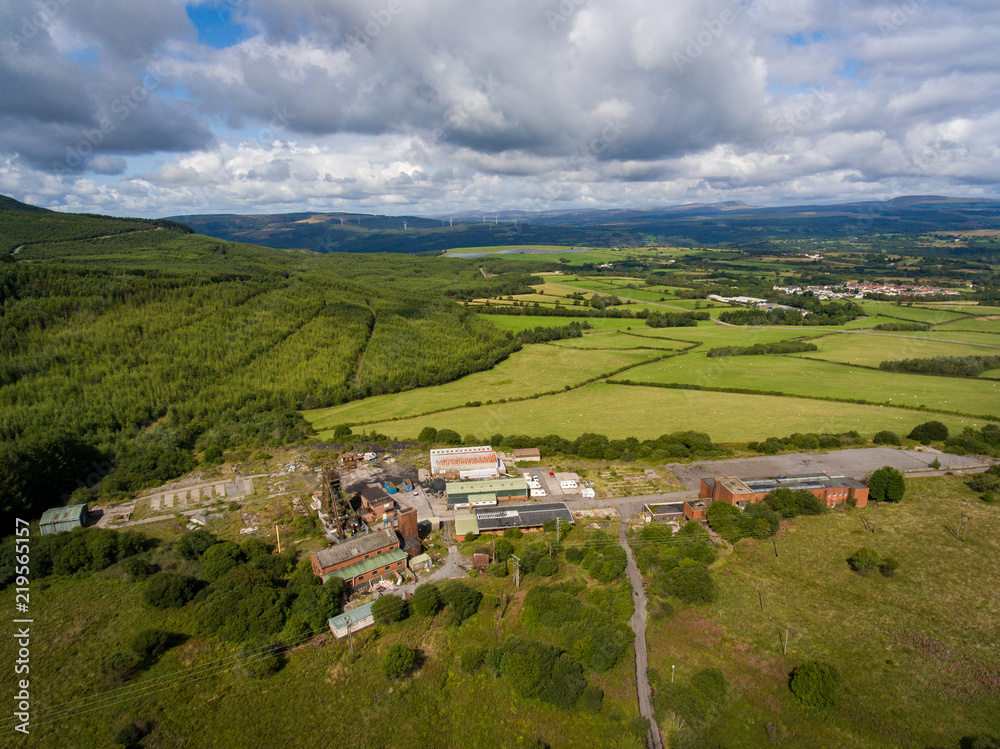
[
  {"left": 321, "top": 548, "right": 408, "bottom": 589},
  {"left": 446, "top": 478, "right": 528, "bottom": 509},
  {"left": 454, "top": 515, "right": 480, "bottom": 541},
  {"left": 39, "top": 504, "right": 89, "bottom": 535}
]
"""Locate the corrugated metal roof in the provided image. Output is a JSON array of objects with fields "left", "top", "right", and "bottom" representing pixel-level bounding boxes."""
[
  {"left": 328, "top": 601, "right": 375, "bottom": 630},
  {"left": 474, "top": 502, "right": 574, "bottom": 532},
  {"left": 313, "top": 528, "right": 399, "bottom": 569},
  {"left": 39, "top": 504, "right": 88, "bottom": 535},
  {"left": 446, "top": 478, "right": 527, "bottom": 495},
  {"left": 323, "top": 548, "right": 408, "bottom": 583}
]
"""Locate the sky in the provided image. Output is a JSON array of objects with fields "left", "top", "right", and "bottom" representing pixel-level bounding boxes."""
[{"left": 1, "top": 0, "right": 999, "bottom": 218}]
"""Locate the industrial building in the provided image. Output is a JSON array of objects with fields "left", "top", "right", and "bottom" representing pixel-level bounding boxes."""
[
  {"left": 311, "top": 527, "right": 408, "bottom": 589},
  {"left": 445, "top": 477, "right": 529, "bottom": 509},
  {"left": 455, "top": 502, "right": 575, "bottom": 541},
  {"left": 39, "top": 503, "right": 89, "bottom": 535},
  {"left": 643, "top": 503, "right": 685, "bottom": 523},
  {"left": 699, "top": 473, "right": 869, "bottom": 510},
  {"left": 430, "top": 446, "right": 503, "bottom": 479},
  {"left": 512, "top": 447, "right": 541, "bottom": 462}
]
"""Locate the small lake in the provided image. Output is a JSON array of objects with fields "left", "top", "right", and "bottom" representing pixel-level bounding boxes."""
[{"left": 448, "top": 247, "right": 588, "bottom": 258}]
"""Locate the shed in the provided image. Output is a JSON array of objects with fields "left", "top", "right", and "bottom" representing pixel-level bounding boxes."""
[
  {"left": 39, "top": 504, "right": 89, "bottom": 535},
  {"left": 410, "top": 553, "right": 432, "bottom": 571},
  {"left": 328, "top": 602, "right": 375, "bottom": 639}
]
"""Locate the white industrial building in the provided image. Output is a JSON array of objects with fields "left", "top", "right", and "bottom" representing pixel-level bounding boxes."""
[{"left": 430, "top": 446, "right": 503, "bottom": 478}]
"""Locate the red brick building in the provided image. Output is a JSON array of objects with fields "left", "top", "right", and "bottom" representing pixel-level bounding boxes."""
[
  {"left": 698, "top": 473, "right": 869, "bottom": 510},
  {"left": 311, "top": 528, "right": 405, "bottom": 588}
]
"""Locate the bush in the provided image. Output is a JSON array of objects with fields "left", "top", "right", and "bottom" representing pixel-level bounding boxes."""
[
  {"left": 494, "top": 537, "right": 514, "bottom": 561},
  {"left": 868, "top": 466, "right": 906, "bottom": 502},
  {"left": 847, "top": 547, "right": 881, "bottom": 575},
  {"left": 130, "top": 629, "right": 174, "bottom": 660},
  {"left": 417, "top": 426, "right": 438, "bottom": 442},
  {"left": 371, "top": 594, "right": 408, "bottom": 625},
  {"left": 121, "top": 557, "right": 156, "bottom": 581},
  {"left": 577, "top": 684, "right": 604, "bottom": 713},
  {"left": 459, "top": 645, "right": 486, "bottom": 673},
  {"left": 112, "top": 721, "right": 149, "bottom": 749},
  {"left": 100, "top": 651, "right": 138, "bottom": 684},
  {"left": 503, "top": 527, "right": 523, "bottom": 540},
  {"left": 872, "top": 430, "right": 902, "bottom": 445},
  {"left": 535, "top": 556, "right": 558, "bottom": 577},
  {"left": 143, "top": 572, "right": 198, "bottom": 609},
  {"left": 565, "top": 547, "right": 584, "bottom": 564},
  {"left": 411, "top": 583, "right": 443, "bottom": 617},
  {"left": 908, "top": 420, "right": 949, "bottom": 444},
  {"left": 200, "top": 541, "right": 246, "bottom": 581},
  {"left": 879, "top": 555, "right": 900, "bottom": 578},
  {"left": 238, "top": 640, "right": 284, "bottom": 679},
  {"left": 789, "top": 661, "right": 840, "bottom": 708},
  {"left": 626, "top": 716, "right": 651, "bottom": 738},
  {"left": 440, "top": 581, "right": 482, "bottom": 625},
  {"left": 176, "top": 530, "right": 216, "bottom": 559},
  {"left": 382, "top": 643, "right": 415, "bottom": 679}
]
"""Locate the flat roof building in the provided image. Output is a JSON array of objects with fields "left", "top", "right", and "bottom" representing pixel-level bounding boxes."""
[
  {"left": 328, "top": 602, "right": 375, "bottom": 639},
  {"left": 445, "top": 477, "right": 529, "bottom": 509},
  {"left": 643, "top": 503, "right": 685, "bottom": 523},
  {"left": 430, "top": 446, "right": 502, "bottom": 479},
  {"left": 39, "top": 504, "right": 89, "bottom": 535},
  {"left": 474, "top": 502, "right": 574, "bottom": 535},
  {"left": 512, "top": 448, "right": 541, "bottom": 462},
  {"left": 699, "top": 473, "right": 869, "bottom": 509}
]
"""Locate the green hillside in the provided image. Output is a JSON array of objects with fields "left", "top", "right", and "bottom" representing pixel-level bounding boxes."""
[{"left": 0, "top": 202, "right": 531, "bottom": 523}]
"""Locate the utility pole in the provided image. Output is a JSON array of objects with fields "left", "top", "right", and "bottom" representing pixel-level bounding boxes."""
[
  {"left": 346, "top": 616, "right": 354, "bottom": 656},
  {"left": 758, "top": 582, "right": 767, "bottom": 612},
  {"left": 671, "top": 664, "right": 675, "bottom": 683},
  {"left": 782, "top": 623, "right": 790, "bottom": 656},
  {"left": 276, "top": 523, "right": 282, "bottom": 553},
  {"left": 773, "top": 537, "right": 778, "bottom": 558},
  {"left": 511, "top": 554, "right": 521, "bottom": 588},
  {"left": 958, "top": 514, "right": 970, "bottom": 541},
  {"left": 548, "top": 541, "right": 552, "bottom": 558},
  {"left": 556, "top": 518, "right": 561, "bottom": 543}
]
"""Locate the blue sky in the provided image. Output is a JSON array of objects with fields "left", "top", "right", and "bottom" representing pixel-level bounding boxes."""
[{"left": 2, "top": 0, "right": 999, "bottom": 217}]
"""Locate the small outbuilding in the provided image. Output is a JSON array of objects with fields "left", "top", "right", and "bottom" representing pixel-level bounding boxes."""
[{"left": 39, "top": 504, "right": 89, "bottom": 535}]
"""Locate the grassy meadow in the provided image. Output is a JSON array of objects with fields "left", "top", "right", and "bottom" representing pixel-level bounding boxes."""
[{"left": 646, "top": 475, "right": 1000, "bottom": 747}]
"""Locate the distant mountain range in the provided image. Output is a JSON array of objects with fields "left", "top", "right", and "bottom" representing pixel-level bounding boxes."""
[{"left": 165, "top": 196, "right": 1000, "bottom": 253}]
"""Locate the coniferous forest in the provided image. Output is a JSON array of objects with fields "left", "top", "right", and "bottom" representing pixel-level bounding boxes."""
[{"left": 0, "top": 203, "right": 527, "bottom": 523}]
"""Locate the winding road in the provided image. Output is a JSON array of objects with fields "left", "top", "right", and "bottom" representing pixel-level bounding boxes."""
[{"left": 619, "top": 515, "right": 664, "bottom": 749}]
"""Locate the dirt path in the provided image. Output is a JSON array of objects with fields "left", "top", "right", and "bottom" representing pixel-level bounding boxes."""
[
  {"left": 354, "top": 302, "right": 377, "bottom": 388},
  {"left": 11, "top": 245, "right": 22, "bottom": 254},
  {"left": 619, "top": 516, "right": 663, "bottom": 749}
]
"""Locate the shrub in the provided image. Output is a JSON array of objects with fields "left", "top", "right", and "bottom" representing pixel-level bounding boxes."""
[
  {"left": 121, "top": 557, "right": 156, "bottom": 581},
  {"left": 112, "top": 721, "right": 149, "bottom": 749},
  {"left": 868, "top": 466, "right": 906, "bottom": 502},
  {"left": 847, "top": 547, "right": 881, "bottom": 575},
  {"left": 143, "top": 572, "right": 198, "bottom": 609},
  {"left": 626, "top": 716, "right": 650, "bottom": 738},
  {"left": 908, "top": 420, "right": 949, "bottom": 444},
  {"left": 417, "top": 427, "right": 438, "bottom": 442},
  {"left": 238, "top": 640, "right": 284, "bottom": 679},
  {"left": 872, "top": 430, "right": 902, "bottom": 446},
  {"left": 565, "top": 547, "right": 584, "bottom": 564},
  {"left": 789, "top": 661, "right": 840, "bottom": 708},
  {"left": 503, "top": 527, "right": 523, "bottom": 539},
  {"left": 577, "top": 684, "right": 604, "bottom": 713},
  {"left": 459, "top": 645, "right": 486, "bottom": 673},
  {"left": 382, "top": 644, "right": 415, "bottom": 679},
  {"left": 371, "top": 594, "right": 408, "bottom": 625},
  {"left": 440, "top": 581, "right": 482, "bottom": 625},
  {"left": 494, "top": 537, "right": 514, "bottom": 561},
  {"left": 663, "top": 562, "right": 716, "bottom": 604},
  {"left": 100, "top": 651, "right": 138, "bottom": 684},
  {"left": 411, "top": 583, "right": 443, "bottom": 617},
  {"left": 176, "top": 530, "right": 216, "bottom": 559},
  {"left": 130, "top": 629, "right": 174, "bottom": 660},
  {"left": 200, "top": 542, "right": 246, "bottom": 581},
  {"left": 535, "top": 556, "right": 558, "bottom": 577},
  {"left": 879, "top": 555, "right": 900, "bottom": 578}
]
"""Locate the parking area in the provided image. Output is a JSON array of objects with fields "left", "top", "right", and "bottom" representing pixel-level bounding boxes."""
[{"left": 665, "top": 447, "right": 991, "bottom": 491}]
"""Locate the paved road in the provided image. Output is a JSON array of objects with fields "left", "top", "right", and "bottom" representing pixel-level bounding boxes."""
[{"left": 619, "top": 515, "right": 663, "bottom": 749}]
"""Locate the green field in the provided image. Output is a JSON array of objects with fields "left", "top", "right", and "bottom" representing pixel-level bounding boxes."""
[
  {"left": 935, "top": 317, "right": 1000, "bottom": 333},
  {"left": 799, "top": 331, "right": 997, "bottom": 366},
  {"left": 478, "top": 314, "right": 641, "bottom": 332},
  {"left": 649, "top": 475, "right": 1000, "bottom": 747},
  {"left": 548, "top": 332, "right": 683, "bottom": 350},
  {"left": 618, "top": 351, "right": 1000, "bottom": 417},
  {"left": 857, "top": 300, "right": 970, "bottom": 324},
  {"left": 305, "top": 344, "right": 667, "bottom": 431},
  {"left": 350, "top": 382, "right": 984, "bottom": 443}
]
